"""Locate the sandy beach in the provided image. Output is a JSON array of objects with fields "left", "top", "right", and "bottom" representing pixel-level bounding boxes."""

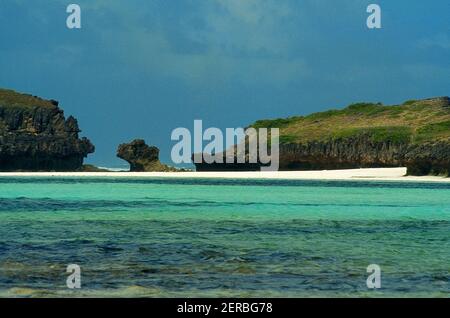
[{"left": 0, "top": 167, "right": 448, "bottom": 182}]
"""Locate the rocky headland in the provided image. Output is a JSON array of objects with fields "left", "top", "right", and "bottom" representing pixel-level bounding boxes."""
[
  {"left": 194, "top": 97, "right": 450, "bottom": 176},
  {"left": 0, "top": 88, "right": 94, "bottom": 171}
]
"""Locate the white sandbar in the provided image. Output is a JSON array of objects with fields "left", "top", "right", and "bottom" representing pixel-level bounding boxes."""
[{"left": 0, "top": 168, "right": 448, "bottom": 182}]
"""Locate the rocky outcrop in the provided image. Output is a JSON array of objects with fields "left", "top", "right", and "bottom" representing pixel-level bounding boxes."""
[
  {"left": 275, "top": 138, "right": 450, "bottom": 175},
  {"left": 117, "top": 139, "right": 177, "bottom": 172},
  {"left": 403, "top": 142, "right": 450, "bottom": 176},
  {"left": 194, "top": 97, "right": 450, "bottom": 176},
  {"left": 0, "top": 88, "right": 94, "bottom": 171},
  {"left": 195, "top": 138, "right": 450, "bottom": 176}
]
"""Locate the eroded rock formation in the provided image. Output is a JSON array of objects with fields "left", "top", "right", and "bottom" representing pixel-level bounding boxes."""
[
  {"left": 0, "top": 88, "right": 94, "bottom": 171},
  {"left": 117, "top": 139, "right": 177, "bottom": 172}
]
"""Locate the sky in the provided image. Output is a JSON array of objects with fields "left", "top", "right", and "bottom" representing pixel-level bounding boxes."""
[{"left": 0, "top": 0, "right": 449, "bottom": 167}]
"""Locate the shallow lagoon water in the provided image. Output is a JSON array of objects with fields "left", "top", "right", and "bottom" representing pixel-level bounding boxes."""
[{"left": 0, "top": 177, "right": 449, "bottom": 297}]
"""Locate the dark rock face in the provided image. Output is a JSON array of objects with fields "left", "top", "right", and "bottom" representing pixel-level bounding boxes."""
[
  {"left": 277, "top": 136, "right": 406, "bottom": 170},
  {"left": 0, "top": 89, "right": 94, "bottom": 171},
  {"left": 194, "top": 160, "right": 263, "bottom": 171},
  {"left": 194, "top": 136, "right": 450, "bottom": 176},
  {"left": 404, "top": 142, "right": 450, "bottom": 176},
  {"left": 193, "top": 152, "right": 271, "bottom": 171},
  {"left": 117, "top": 139, "right": 176, "bottom": 172},
  {"left": 276, "top": 139, "right": 450, "bottom": 176}
]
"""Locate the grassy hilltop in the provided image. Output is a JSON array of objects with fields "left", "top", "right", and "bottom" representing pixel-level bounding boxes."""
[
  {"left": 0, "top": 88, "right": 57, "bottom": 109},
  {"left": 252, "top": 97, "right": 450, "bottom": 146}
]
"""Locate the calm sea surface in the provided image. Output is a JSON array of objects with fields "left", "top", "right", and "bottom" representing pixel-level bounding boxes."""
[{"left": 0, "top": 177, "right": 449, "bottom": 297}]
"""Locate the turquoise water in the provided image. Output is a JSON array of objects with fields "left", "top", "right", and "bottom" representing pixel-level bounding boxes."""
[{"left": 0, "top": 177, "right": 449, "bottom": 297}]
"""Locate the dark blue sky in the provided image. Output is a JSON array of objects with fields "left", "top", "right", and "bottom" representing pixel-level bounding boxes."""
[{"left": 0, "top": 0, "right": 449, "bottom": 167}]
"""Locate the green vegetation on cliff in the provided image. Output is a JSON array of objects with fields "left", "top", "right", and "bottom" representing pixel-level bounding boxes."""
[
  {"left": 251, "top": 97, "right": 450, "bottom": 145},
  {"left": 0, "top": 88, "right": 56, "bottom": 109}
]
